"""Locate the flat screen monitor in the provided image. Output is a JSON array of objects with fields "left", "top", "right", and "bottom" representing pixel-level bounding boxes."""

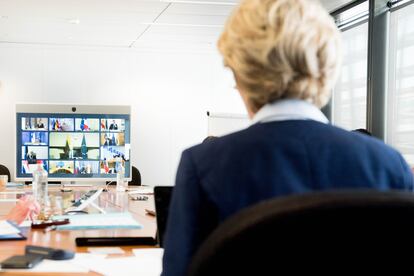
[{"left": 15, "top": 104, "right": 131, "bottom": 182}]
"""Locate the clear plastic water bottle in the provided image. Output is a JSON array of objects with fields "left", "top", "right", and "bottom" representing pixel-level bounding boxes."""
[
  {"left": 116, "top": 165, "right": 126, "bottom": 192},
  {"left": 32, "top": 162, "right": 48, "bottom": 211}
]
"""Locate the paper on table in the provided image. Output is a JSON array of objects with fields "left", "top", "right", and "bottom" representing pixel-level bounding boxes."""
[
  {"left": 0, "top": 253, "right": 107, "bottom": 273},
  {"left": 70, "top": 253, "right": 108, "bottom": 269},
  {"left": 88, "top": 256, "right": 162, "bottom": 276},
  {"left": 0, "top": 220, "right": 21, "bottom": 236},
  {"left": 88, "top": 247, "right": 125, "bottom": 254},
  {"left": 133, "top": 248, "right": 164, "bottom": 259},
  {"left": 128, "top": 186, "right": 154, "bottom": 195}
]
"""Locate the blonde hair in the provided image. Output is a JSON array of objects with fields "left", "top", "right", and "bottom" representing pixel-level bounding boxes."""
[{"left": 218, "top": 0, "right": 342, "bottom": 112}]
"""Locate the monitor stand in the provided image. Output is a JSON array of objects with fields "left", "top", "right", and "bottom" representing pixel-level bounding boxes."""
[
  {"left": 60, "top": 181, "right": 75, "bottom": 192},
  {"left": 60, "top": 181, "right": 106, "bottom": 192},
  {"left": 61, "top": 181, "right": 96, "bottom": 187}
]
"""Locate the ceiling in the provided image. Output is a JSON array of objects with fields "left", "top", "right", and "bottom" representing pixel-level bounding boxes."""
[{"left": 0, "top": 0, "right": 356, "bottom": 52}]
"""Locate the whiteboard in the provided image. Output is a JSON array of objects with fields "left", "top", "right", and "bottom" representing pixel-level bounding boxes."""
[{"left": 207, "top": 112, "right": 250, "bottom": 137}]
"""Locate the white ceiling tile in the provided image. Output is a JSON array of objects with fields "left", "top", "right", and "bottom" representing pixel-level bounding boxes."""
[
  {"left": 145, "top": 24, "right": 222, "bottom": 36},
  {"left": 0, "top": 0, "right": 354, "bottom": 49},
  {"left": 166, "top": 2, "right": 235, "bottom": 16},
  {"left": 140, "top": 32, "right": 217, "bottom": 44},
  {"left": 161, "top": 0, "right": 238, "bottom": 4},
  {"left": 155, "top": 13, "right": 227, "bottom": 26},
  {"left": 133, "top": 39, "right": 215, "bottom": 52},
  {"left": 0, "top": 0, "right": 169, "bottom": 47}
]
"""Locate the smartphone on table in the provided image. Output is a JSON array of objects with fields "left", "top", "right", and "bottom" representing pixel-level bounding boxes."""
[{"left": 0, "top": 254, "right": 43, "bottom": 269}]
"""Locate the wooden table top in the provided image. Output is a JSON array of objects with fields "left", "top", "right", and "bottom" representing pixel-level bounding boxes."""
[{"left": 0, "top": 186, "right": 158, "bottom": 275}]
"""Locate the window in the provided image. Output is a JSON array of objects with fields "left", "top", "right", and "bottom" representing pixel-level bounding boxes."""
[
  {"left": 332, "top": 22, "right": 368, "bottom": 130},
  {"left": 387, "top": 2, "right": 414, "bottom": 165}
]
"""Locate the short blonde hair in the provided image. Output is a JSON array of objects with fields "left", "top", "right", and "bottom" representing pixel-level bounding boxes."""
[{"left": 218, "top": 0, "right": 342, "bottom": 112}]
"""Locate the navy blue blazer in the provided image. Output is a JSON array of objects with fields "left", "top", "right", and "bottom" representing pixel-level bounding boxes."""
[{"left": 162, "top": 120, "right": 413, "bottom": 276}]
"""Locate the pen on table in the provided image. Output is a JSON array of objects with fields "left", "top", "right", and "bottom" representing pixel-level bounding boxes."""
[{"left": 145, "top": 209, "right": 156, "bottom": 216}]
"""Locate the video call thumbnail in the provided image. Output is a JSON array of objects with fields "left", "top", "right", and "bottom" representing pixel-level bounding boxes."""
[
  {"left": 22, "top": 132, "right": 48, "bottom": 146},
  {"left": 22, "top": 146, "right": 48, "bottom": 161},
  {"left": 21, "top": 160, "right": 48, "bottom": 174},
  {"left": 75, "top": 118, "right": 100, "bottom": 132},
  {"left": 100, "top": 159, "right": 125, "bottom": 174},
  {"left": 101, "top": 119, "right": 125, "bottom": 132},
  {"left": 100, "top": 146, "right": 130, "bottom": 162},
  {"left": 49, "top": 133, "right": 100, "bottom": 160},
  {"left": 74, "top": 161, "right": 99, "bottom": 175},
  {"left": 49, "top": 161, "right": 74, "bottom": 175},
  {"left": 49, "top": 118, "right": 74, "bottom": 132},
  {"left": 21, "top": 118, "right": 48, "bottom": 131},
  {"left": 101, "top": 133, "right": 125, "bottom": 146}
]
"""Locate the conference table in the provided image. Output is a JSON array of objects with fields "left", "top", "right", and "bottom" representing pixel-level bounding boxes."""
[{"left": 0, "top": 185, "right": 158, "bottom": 275}]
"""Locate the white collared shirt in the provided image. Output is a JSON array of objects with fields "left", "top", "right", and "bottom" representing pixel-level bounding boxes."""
[{"left": 251, "top": 99, "right": 329, "bottom": 124}]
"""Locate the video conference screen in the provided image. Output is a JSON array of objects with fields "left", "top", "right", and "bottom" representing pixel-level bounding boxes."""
[{"left": 16, "top": 114, "right": 130, "bottom": 179}]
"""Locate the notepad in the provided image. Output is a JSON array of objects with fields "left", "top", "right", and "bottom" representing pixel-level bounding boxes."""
[
  {"left": 0, "top": 220, "right": 20, "bottom": 236},
  {"left": 52, "top": 212, "right": 142, "bottom": 230},
  {"left": 0, "top": 220, "right": 26, "bottom": 240}
]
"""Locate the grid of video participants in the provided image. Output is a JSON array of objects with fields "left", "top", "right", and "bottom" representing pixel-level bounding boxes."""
[{"left": 19, "top": 116, "right": 129, "bottom": 176}]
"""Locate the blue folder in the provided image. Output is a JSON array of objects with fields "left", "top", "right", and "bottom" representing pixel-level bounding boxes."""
[{"left": 52, "top": 212, "right": 142, "bottom": 231}]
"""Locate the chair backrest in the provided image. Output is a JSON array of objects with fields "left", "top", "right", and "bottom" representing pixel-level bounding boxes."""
[
  {"left": 188, "top": 190, "right": 414, "bottom": 275},
  {"left": 128, "top": 166, "right": 141, "bottom": 186},
  {"left": 107, "top": 166, "right": 141, "bottom": 186},
  {"left": 0, "top": 164, "right": 11, "bottom": 182},
  {"left": 154, "top": 186, "right": 173, "bottom": 247}
]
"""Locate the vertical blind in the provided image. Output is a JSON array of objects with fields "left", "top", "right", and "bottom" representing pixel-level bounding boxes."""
[
  {"left": 387, "top": 3, "right": 414, "bottom": 165},
  {"left": 332, "top": 22, "right": 368, "bottom": 130}
]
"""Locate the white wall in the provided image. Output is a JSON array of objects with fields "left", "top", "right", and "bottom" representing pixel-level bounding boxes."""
[{"left": 0, "top": 44, "right": 246, "bottom": 186}]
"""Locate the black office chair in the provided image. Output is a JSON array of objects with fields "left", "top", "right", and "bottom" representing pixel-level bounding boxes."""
[
  {"left": 128, "top": 166, "right": 141, "bottom": 186},
  {"left": 0, "top": 164, "right": 11, "bottom": 182},
  {"left": 105, "top": 166, "right": 141, "bottom": 186},
  {"left": 188, "top": 190, "right": 414, "bottom": 275}
]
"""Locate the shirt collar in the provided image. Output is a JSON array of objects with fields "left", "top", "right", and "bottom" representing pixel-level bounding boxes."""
[{"left": 251, "top": 99, "right": 329, "bottom": 125}]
